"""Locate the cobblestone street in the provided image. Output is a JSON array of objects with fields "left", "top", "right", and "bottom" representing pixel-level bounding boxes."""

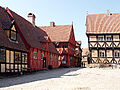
[{"left": 0, "top": 68, "right": 120, "bottom": 90}]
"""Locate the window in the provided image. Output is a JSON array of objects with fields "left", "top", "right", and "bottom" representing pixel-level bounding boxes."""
[
  {"left": 55, "top": 56, "right": 57, "bottom": 61},
  {"left": 33, "top": 52, "right": 37, "bottom": 59},
  {"left": 71, "top": 47, "right": 75, "bottom": 51},
  {"left": 0, "top": 49, "right": 5, "bottom": 62},
  {"left": 22, "top": 53, "right": 28, "bottom": 63},
  {"left": 62, "top": 45, "right": 67, "bottom": 48},
  {"left": 58, "top": 56, "right": 61, "bottom": 60},
  {"left": 15, "top": 52, "right": 21, "bottom": 63},
  {"left": 68, "top": 46, "right": 70, "bottom": 49},
  {"left": 50, "top": 55, "right": 53, "bottom": 60},
  {"left": 55, "top": 42, "right": 59, "bottom": 48},
  {"left": 5, "top": 24, "right": 17, "bottom": 41},
  {"left": 98, "top": 37, "right": 104, "bottom": 41},
  {"left": 99, "top": 51, "right": 105, "bottom": 57},
  {"left": 69, "top": 57, "right": 73, "bottom": 61},
  {"left": 11, "top": 30, "right": 17, "bottom": 40},
  {"left": 6, "top": 50, "right": 14, "bottom": 63},
  {"left": 10, "top": 25, "right": 17, "bottom": 41},
  {"left": 115, "top": 51, "right": 120, "bottom": 57},
  {"left": 106, "top": 37, "right": 112, "bottom": 41},
  {"left": 55, "top": 45, "right": 59, "bottom": 48},
  {"left": 41, "top": 53, "right": 44, "bottom": 59},
  {"left": 62, "top": 60, "right": 66, "bottom": 64}
]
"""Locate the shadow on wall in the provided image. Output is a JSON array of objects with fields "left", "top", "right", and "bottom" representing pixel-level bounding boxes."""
[{"left": 0, "top": 68, "right": 81, "bottom": 88}]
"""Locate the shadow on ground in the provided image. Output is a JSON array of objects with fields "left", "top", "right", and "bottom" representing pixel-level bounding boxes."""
[{"left": 0, "top": 67, "right": 82, "bottom": 88}]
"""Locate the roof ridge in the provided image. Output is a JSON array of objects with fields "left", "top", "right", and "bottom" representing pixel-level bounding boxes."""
[
  {"left": 87, "top": 13, "right": 120, "bottom": 16},
  {"left": 40, "top": 24, "right": 72, "bottom": 27}
]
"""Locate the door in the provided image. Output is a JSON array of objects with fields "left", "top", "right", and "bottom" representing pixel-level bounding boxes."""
[{"left": 43, "top": 57, "right": 46, "bottom": 68}]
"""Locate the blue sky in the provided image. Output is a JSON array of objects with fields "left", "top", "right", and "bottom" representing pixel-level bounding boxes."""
[{"left": 1, "top": 0, "right": 120, "bottom": 48}]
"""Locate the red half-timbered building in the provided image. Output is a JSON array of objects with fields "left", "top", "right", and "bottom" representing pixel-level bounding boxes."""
[
  {"left": 0, "top": 6, "right": 59, "bottom": 73},
  {"left": 40, "top": 22, "right": 76, "bottom": 67},
  {"left": 8, "top": 8, "right": 59, "bottom": 70}
]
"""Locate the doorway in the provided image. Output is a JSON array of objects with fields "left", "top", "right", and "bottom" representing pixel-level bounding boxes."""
[{"left": 43, "top": 57, "right": 46, "bottom": 68}]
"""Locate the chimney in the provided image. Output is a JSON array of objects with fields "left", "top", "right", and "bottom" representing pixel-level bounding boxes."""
[
  {"left": 106, "top": 10, "right": 110, "bottom": 15},
  {"left": 27, "top": 13, "right": 36, "bottom": 26},
  {"left": 50, "top": 22, "right": 55, "bottom": 27}
]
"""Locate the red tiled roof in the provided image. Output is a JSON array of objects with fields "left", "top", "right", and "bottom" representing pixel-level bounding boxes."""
[
  {"left": 86, "top": 13, "right": 120, "bottom": 34},
  {"left": 9, "top": 9, "right": 58, "bottom": 54},
  {"left": 40, "top": 25, "right": 72, "bottom": 42},
  {"left": 0, "top": 6, "right": 27, "bottom": 52}
]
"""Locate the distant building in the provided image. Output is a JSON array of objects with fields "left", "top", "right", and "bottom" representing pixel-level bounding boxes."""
[
  {"left": 75, "top": 41, "right": 82, "bottom": 67},
  {"left": 40, "top": 22, "right": 76, "bottom": 67},
  {"left": 86, "top": 10, "right": 120, "bottom": 64},
  {"left": 82, "top": 48, "right": 89, "bottom": 67}
]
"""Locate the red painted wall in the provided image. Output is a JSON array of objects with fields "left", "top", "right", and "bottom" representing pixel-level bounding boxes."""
[
  {"left": 56, "top": 27, "right": 76, "bottom": 67},
  {"left": 28, "top": 48, "right": 59, "bottom": 70}
]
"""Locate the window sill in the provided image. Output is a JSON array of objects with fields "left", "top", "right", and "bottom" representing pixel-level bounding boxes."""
[
  {"left": 33, "top": 58, "right": 37, "bottom": 59},
  {"left": 9, "top": 38, "right": 18, "bottom": 43}
]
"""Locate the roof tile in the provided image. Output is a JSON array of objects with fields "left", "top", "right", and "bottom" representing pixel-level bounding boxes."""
[
  {"left": 0, "top": 6, "right": 27, "bottom": 52},
  {"left": 40, "top": 25, "right": 72, "bottom": 42},
  {"left": 86, "top": 14, "right": 120, "bottom": 34}
]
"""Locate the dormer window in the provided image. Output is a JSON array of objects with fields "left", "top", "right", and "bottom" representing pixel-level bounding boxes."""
[
  {"left": 5, "top": 24, "right": 17, "bottom": 41},
  {"left": 10, "top": 25, "right": 17, "bottom": 41}
]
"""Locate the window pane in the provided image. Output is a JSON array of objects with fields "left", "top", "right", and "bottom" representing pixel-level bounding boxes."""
[
  {"left": 1, "top": 64, "right": 5, "bottom": 72},
  {"left": 22, "top": 53, "right": 28, "bottom": 63},
  {"left": 63, "top": 45, "right": 67, "bottom": 48},
  {"left": 62, "top": 60, "right": 66, "bottom": 64},
  {"left": 11, "top": 31, "right": 16, "bottom": 40},
  {"left": 50, "top": 55, "right": 53, "bottom": 60},
  {"left": 6, "top": 50, "right": 14, "bottom": 63},
  {"left": 115, "top": 51, "right": 120, "bottom": 57},
  {"left": 15, "top": 52, "right": 21, "bottom": 63},
  {"left": 100, "top": 52, "right": 105, "bottom": 57},
  {"left": 10, "top": 51, "right": 14, "bottom": 63},
  {"left": 6, "top": 64, "right": 10, "bottom": 70},
  {"left": 41, "top": 53, "right": 44, "bottom": 59},
  {"left": 11, "top": 25, "right": 16, "bottom": 31},
  {"left": 58, "top": 56, "right": 60, "bottom": 60},
  {"left": 33, "top": 52, "right": 37, "bottom": 59},
  {"left": 0, "top": 49, "right": 5, "bottom": 62},
  {"left": 55, "top": 56, "right": 57, "bottom": 61},
  {"left": 98, "top": 37, "right": 103, "bottom": 41},
  {"left": 106, "top": 37, "right": 112, "bottom": 41},
  {"left": 6, "top": 50, "right": 9, "bottom": 63}
]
